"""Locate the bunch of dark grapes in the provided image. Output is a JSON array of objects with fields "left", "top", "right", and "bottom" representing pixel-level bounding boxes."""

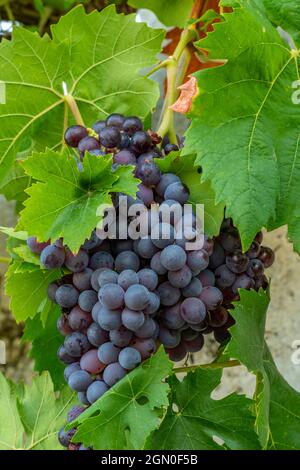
[{"left": 27, "top": 113, "right": 274, "bottom": 450}]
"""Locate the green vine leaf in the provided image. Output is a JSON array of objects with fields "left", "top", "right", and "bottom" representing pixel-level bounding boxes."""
[
  {"left": 5, "top": 261, "right": 63, "bottom": 322},
  {"left": 18, "top": 148, "right": 139, "bottom": 252},
  {"left": 0, "top": 372, "right": 76, "bottom": 450},
  {"left": 225, "top": 289, "right": 300, "bottom": 450},
  {"left": 128, "top": 0, "right": 194, "bottom": 27},
  {"left": 185, "top": 0, "right": 300, "bottom": 251},
  {"left": 146, "top": 367, "right": 260, "bottom": 450},
  {"left": 70, "top": 347, "right": 172, "bottom": 450},
  {"left": 23, "top": 305, "right": 65, "bottom": 390},
  {"left": 155, "top": 153, "right": 225, "bottom": 237},
  {"left": 0, "top": 4, "right": 164, "bottom": 182}
]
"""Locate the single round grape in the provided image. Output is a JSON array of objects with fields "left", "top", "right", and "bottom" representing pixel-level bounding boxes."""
[
  {"left": 120, "top": 133, "right": 131, "bottom": 149},
  {"left": 64, "top": 332, "right": 91, "bottom": 357},
  {"left": 137, "top": 237, "right": 158, "bottom": 259},
  {"left": 106, "top": 113, "right": 125, "bottom": 129},
  {"left": 180, "top": 298, "right": 206, "bottom": 324},
  {"left": 138, "top": 269, "right": 158, "bottom": 291},
  {"left": 123, "top": 116, "right": 143, "bottom": 136},
  {"left": 82, "top": 231, "right": 101, "bottom": 251},
  {"left": 55, "top": 284, "right": 79, "bottom": 308},
  {"left": 109, "top": 326, "right": 133, "bottom": 348},
  {"left": 122, "top": 308, "right": 145, "bottom": 331},
  {"left": 232, "top": 274, "right": 255, "bottom": 294},
  {"left": 97, "top": 306, "right": 122, "bottom": 331},
  {"left": 40, "top": 245, "right": 65, "bottom": 269},
  {"left": 209, "top": 242, "right": 225, "bottom": 269},
  {"left": 160, "top": 245, "right": 187, "bottom": 272},
  {"left": 214, "top": 328, "right": 231, "bottom": 344},
  {"left": 166, "top": 342, "right": 187, "bottom": 362},
  {"left": 77, "top": 391, "right": 90, "bottom": 406},
  {"left": 64, "top": 362, "right": 81, "bottom": 382},
  {"left": 135, "top": 317, "right": 158, "bottom": 339},
  {"left": 197, "top": 269, "right": 215, "bottom": 287},
  {"left": 219, "top": 228, "right": 241, "bottom": 251},
  {"left": 80, "top": 349, "right": 105, "bottom": 374},
  {"left": 118, "top": 269, "right": 139, "bottom": 291},
  {"left": 199, "top": 286, "right": 223, "bottom": 310},
  {"left": 164, "top": 143, "right": 179, "bottom": 154},
  {"left": 159, "top": 327, "right": 181, "bottom": 349},
  {"left": 64, "top": 125, "right": 88, "bottom": 147},
  {"left": 186, "top": 250, "right": 209, "bottom": 274},
  {"left": 119, "top": 347, "right": 141, "bottom": 370},
  {"left": 182, "top": 277, "right": 203, "bottom": 298},
  {"left": 48, "top": 282, "right": 58, "bottom": 302},
  {"left": 114, "top": 149, "right": 136, "bottom": 165},
  {"left": 87, "top": 380, "right": 109, "bottom": 404},
  {"left": 214, "top": 264, "right": 236, "bottom": 288},
  {"left": 131, "top": 131, "right": 152, "bottom": 153},
  {"left": 137, "top": 160, "right": 161, "bottom": 186},
  {"left": 73, "top": 268, "right": 93, "bottom": 291},
  {"left": 137, "top": 151, "right": 155, "bottom": 165},
  {"left": 150, "top": 252, "right": 167, "bottom": 275},
  {"left": 226, "top": 251, "right": 249, "bottom": 274},
  {"left": 98, "top": 342, "right": 120, "bottom": 364},
  {"left": 87, "top": 322, "right": 108, "bottom": 347},
  {"left": 157, "top": 281, "right": 181, "bottom": 306},
  {"left": 58, "top": 427, "right": 76, "bottom": 448},
  {"left": 92, "top": 120, "right": 106, "bottom": 133},
  {"left": 143, "top": 291, "right": 160, "bottom": 315},
  {"left": 27, "top": 236, "right": 49, "bottom": 254},
  {"left": 258, "top": 246, "right": 275, "bottom": 268},
  {"left": 99, "top": 283, "right": 124, "bottom": 309},
  {"left": 78, "top": 290, "right": 98, "bottom": 313},
  {"left": 246, "top": 241, "right": 261, "bottom": 259},
  {"left": 65, "top": 248, "right": 89, "bottom": 273},
  {"left": 168, "top": 265, "right": 192, "bottom": 288},
  {"left": 91, "top": 268, "right": 105, "bottom": 291},
  {"left": 181, "top": 328, "right": 198, "bottom": 342},
  {"left": 159, "top": 199, "right": 182, "bottom": 225},
  {"left": 137, "top": 183, "right": 154, "bottom": 206},
  {"left": 91, "top": 301, "right": 102, "bottom": 322},
  {"left": 78, "top": 136, "right": 100, "bottom": 155},
  {"left": 103, "top": 362, "right": 126, "bottom": 387},
  {"left": 68, "top": 306, "right": 92, "bottom": 331},
  {"left": 160, "top": 302, "right": 185, "bottom": 329},
  {"left": 152, "top": 223, "right": 175, "bottom": 249},
  {"left": 124, "top": 284, "right": 150, "bottom": 311},
  {"left": 98, "top": 269, "right": 118, "bottom": 287},
  {"left": 131, "top": 338, "right": 157, "bottom": 360},
  {"left": 67, "top": 405, "right": 85, "bottom": 423},
  {"left": 57, "top": 346, "right": 77, "bottom": 364},
  {"left": 99, "top": 126, "right": 121, "bottom": 148},
  {"left": 68, "top": 370, "right": 93, "bottom": 392},
  {"left": 164, "top": 181, "right": 189, "bottom": 205},
  {"left": 115, "top": 250, "right": 140, "bottom": 273},
  {"left": 184, "top": 334, "right": 204, "bottom": 353},
  {"left": 89, "top": 251, "right": 114, "bottom": 270},
  {"left": 208, "top": 307, "right": 229, "bottom": 328},
  {"left": 247, "top": 259, "right": 264, "bottom": 278}
]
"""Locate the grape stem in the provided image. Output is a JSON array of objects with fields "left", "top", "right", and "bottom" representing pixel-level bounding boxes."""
[
  {"left": 64, "top": 94, "right": 85, "bottom": 127},
  {"left": 0, "top": 256, "right": 11, "bottom": 264},
  {"left": 173, "top": 359, "right": 241, "bottom": 374}
]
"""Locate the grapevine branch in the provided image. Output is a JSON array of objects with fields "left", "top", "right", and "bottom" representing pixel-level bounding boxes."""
[{"left": 173, "top": 360, "right": 241, "bottom": 374}]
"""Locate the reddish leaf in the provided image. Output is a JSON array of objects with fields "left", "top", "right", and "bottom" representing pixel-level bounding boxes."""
[{"left": 170, "top": 77, "right": 198, "bottom": 114}]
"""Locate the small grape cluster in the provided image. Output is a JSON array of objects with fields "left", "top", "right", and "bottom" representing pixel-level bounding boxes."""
[{"left": 26, "top": 113, "right": 274, "bottom": 450}]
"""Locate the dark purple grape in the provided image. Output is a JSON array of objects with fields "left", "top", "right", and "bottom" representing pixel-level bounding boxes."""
[
  {"left": 98, "top": 341, "right": 120, "bottom": 364},
  {"left": 98, "top": 269, "right": 118, "bottom": 287},
  {"left": 78, "top": 136, "right": 100, "bottom": 156},
  {"left": 219, "top": 228, "right": 241, "bottom": 251},
  {"left": 164, "top": 143, "right": 179, "bottom": 154},
  {"left": 159, "top": 327, "right": 181, "bottom": 349},
  {"left": 180, "top": 298, "right": 206, "bottom": 324},
  {"left": 226, "top": 251, "right": 249, "bottom": 274},
  {"left": 209, "top": 242, "right": 225, "bottom": 269},
  {"left": 138, "top": 269, "right": 158, "bottom": 291},
  {"left": 91, "top": 268, "right": 105, "bottom": 291},
  {"left": 99, "top": 126, "right": 121, "bottom": 148},
  {"left": 208, "top": 306, "right": 229, "bottom": 328},
  {"left": 122, "top": 308, "right": 145, "bottom": 331},
  {"left": 109, "top": 326, "right": 133, "bottom": 347},
  {"left": 92, "top": 301, "right": 102, "bottom": 322},
  {"left": 103, "top": 363, "right": 126, "bottom": 386},
  {"left": 184, "top": 334, "right": 204, "bottom": 353},
  {"left": 203, "top": 236, "right": 214, "bottom": 256},
  {"left": 124, "top": 284, "right": 150, "bottom": 311},
  {"left": 255, "top": 274, "right": 269, "bottom": 290},
  {"left": 120, "top": 133, "right": 131, "bottom": 149},
  {"left": 123, "top": 116, "right": 143, "bottom": 136},
  {"left": 186, "top": 250, "right": 209, "bottom": 274},
  {"left": 137, "top": 237, "right": 159, "bottom": 259},
  {"left": 77, "top": 391, "right": 90, "bottom": 406},
  {"left": 58, "top": 346, "right": 77, "bottom": 364},
  {"left": 98, "top": 306, "right": 122, "bottom": 331},
  {"left": 68, "top": 370, "right": 93, "bottom": 392},
  {"left": 55, "top": 284, "right": 79, "bottom": 308},
  {"left": 68, "top": 306, "right": 92, "bottom": 331},
  {"left": 137, "top": 160, "right": 161, "bottom": 186},
  {"left": 48, "top": 282, "right": 59, "bottom": 302},
  {"left": 150, "top": 252, "right": 167, "bottom": 275},
  {"left": 87, "top": 380, "right": 109, "bottom": 404},
  {"left": 135, "top": 317, "right": 158, "bottom": 339},
  {"left": 258, "top": 246, "right": 275, "bottom": 268},
  {"left": 199, "top": 286, "right": 223, "bottom": 310},
  {"left": 115, "top": 250, "right": 140, "bottom": 273},
  {"left": 144, "top": 291, "right": 160, "bottom": 315},
  {"left": 106, "top": 113, "right": 125, "bottom": 129},
  {"left": 247, "top": 259, "right": 264, "bottom": 278},
  {"left": 131, "top": 131, "right": 152, "bottom": 153},
  {"left": 214, "top": 327, "right": 231, "bottom": 344},
  {"left": 65, "top": 249, "right": 89, "bottom": 273},
  {"left": 166, "top": 342, "right": 187, "bottom": 362},
  {"left": 214, "top": 264, "right": 236, "bottom": 288},
  {"left": 73, "top": 268, "right": 93, "bottom": 291},
  {"left": 64, "top": 332, "right": 91, "bottom": 357},
  {"left": 131, "top": 337, "right": 157, "bottom": 360},
  {"left": 160, "top": 245, "right": 186, "bottom": 271},
  {"left": 111, "top": 239, "right": 134, "bottom": 256},
  {"left": 40, "top": 245, "right": 65, "bottom": 269},
  {"left": 80, "top": 349, "right": 105, "bottom": 374},
  {"left": 89, "top": 251, "right": 114, "bottom": 270},
  {"left": 160, "top": 302, "right": 185, "bottom": 329},
  {"left": 246, "top": 241, "right": 261, "bottom": 259},
  {"left": 182, "top": 277, "right": 203, "bottom": 297},
  {"left": 114, "top": 149, "right": 136, "bottom": 165},
  {"left": 232, "top": 274, "right": 255, "bottom": 294},
  {"left": 164, "top": 182, "right": 189, "bottom": 205},
  {"left": 82, "top": 231, "right": 100, "bottom": 251},
  {"left": 64, "top": 125, "right": 88, "bottom": 147},
  {"left": 58, "top": 427, "right": 76, "bottom": 447},
  {"left": 156, "top": 173, "right": 180, "bottom": 198},
  {"left": 168, "top": 265, "right": 192, "bottom": 288},
  {"left": 137, "top": 183, "right": 154, "bottom": 206},
  {"left": 159, "top": 199, "right": 182, "bottom": 225},
  {"left": 87, "top": 322, "right": 108, "bottom": 347},
  {"left": 92, "top": 120, "right": 106, "bottom": 133},
  {"left": 27, "top": 237, "right": 49, "bottom": 254},
  {"left": 78, "top": 290, "right": 98, "bottom": 312},
  {"left": 197, "top": 269, "right": 215, "bottom": 287},
  {"left": 157, "top": 281, "right": 181, "bottom": 306},
  {"left": 181, "top": 328, "right": 198, "bottom": 341},
  {"left": 64, "top": 363, "right": 81, "bottom": 382},
  {"left": 152, "top": 223, "right": 175, "bottom": 249},
  {"left": 119, "top": 347, "right": 141, "bottom": 370},
  {"left": 255, "top": 232, "right": 263, "bottom": 244},
  {"left": 118, "top": 269, "right": 139, "bottom": 290}
]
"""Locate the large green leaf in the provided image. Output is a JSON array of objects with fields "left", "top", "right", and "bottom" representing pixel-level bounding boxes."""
[
  {"left": 0, "top": 372, "right": 76, "bottom": 450},
  {"left": 70, "top": 347, "right": 173, "bottom": 450},
  {"left": 0, "top": 5, "right": 164, "bottom": 182},
  {"left": 5, "top": 261, "right": 63, "bottom": 322},
  {"left": 155, "top": 153, "right": 225, "bottom": 237},
  {"left": 147, "top": 367, "right": 260, "bottom": 450},
  {"left": 185, "top": 0, "right": 300, "bottom": 250},
  {"left": 128, "top": 0, "right": 194, "bottom": 27},
  {"left": 226, "top": 289, "right": 300, "bottom": 450},
  {"left": 23, "top": 305, "right": 65, "bottom": 390},
  {"left": 18, "top": 148, "right": 139, "bottom": 252}
]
